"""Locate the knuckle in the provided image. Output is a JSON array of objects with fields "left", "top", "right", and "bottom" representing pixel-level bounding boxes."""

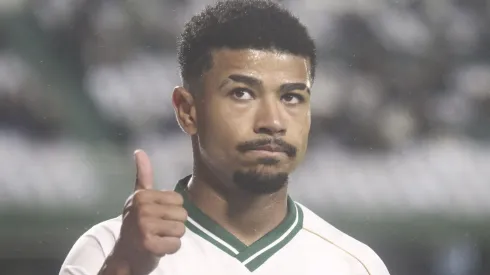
[
  {"left": 166, "top": 221, "right": 185, "bottom": 237},
  {"left": 164, "top": 191, "right": 183, "bottom": 205},
  {"left": 133, "top": 189, "right": 144, "bottom": 200},
  {"left": 180, "top": 208, "right": 188, "bottom": 220},
  {"left": 133, "top": 190, "right": 149, "bottom": 204},
  {"left": 158, "top": 206, "right": 171, "bottom": 219},
  {"left": 173, "top": 193, "right": 184, "bottom": 205},
  {"left": 160, "top": 206, "right": 186, "bottom": 221},
  {"left": 175, "top": 223, "right": 186, "bottom": 237},
  {"left": 137, "top": 205, "right": 151, "bottom": 217}
]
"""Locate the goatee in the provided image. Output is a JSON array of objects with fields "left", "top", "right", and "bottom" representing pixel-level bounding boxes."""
[{"left": 232, "top": 170, "right": 289, "bottom": 194}]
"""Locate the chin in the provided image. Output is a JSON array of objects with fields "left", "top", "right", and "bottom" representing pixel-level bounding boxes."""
[{"left": 232, "top": 169, "right": 289, "bottom": 194}]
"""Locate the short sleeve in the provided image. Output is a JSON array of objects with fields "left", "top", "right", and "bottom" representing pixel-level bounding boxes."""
[{"left": 59, "top": 218, "right": 121, "bottom": 275}]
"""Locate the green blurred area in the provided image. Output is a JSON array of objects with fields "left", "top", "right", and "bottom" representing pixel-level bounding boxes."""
[
  {"left": 1, "top": 3, "right": 490, "bottom": 275},
  {"left": 1, "top": 2, "right": 489, "bottom": 249}
]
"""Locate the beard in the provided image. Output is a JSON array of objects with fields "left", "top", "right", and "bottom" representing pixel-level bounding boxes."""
[
  {"left": 231, "top": 138, "right": 297, "bottom": 194},
  {"left": 232, "top": 166, "right": 289, "bottom": 194}
]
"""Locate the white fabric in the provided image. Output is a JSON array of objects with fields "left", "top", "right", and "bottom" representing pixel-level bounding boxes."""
[{"left": 60, "top": 203, "right": 390, "bottom": 275}]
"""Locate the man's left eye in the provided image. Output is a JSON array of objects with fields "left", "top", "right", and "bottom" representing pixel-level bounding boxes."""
[{"left": 282, "top": 94, "right": 304, "bottom": 104}]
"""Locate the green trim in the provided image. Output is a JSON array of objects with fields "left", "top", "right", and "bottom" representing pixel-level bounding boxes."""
[
  {"left": 175, "top": 176, "right": 246, "bottom": 251},
  {"left": 245, "top": 206, "right": 304, "bottom": 272},
  {"left": 184, "top": 219, "right": 238, "bottom": 257},
  {"left": 175, "top": 175, "right": 304, "bottom": 272},
  {"left": 235, "top": 197, "right": 298, "bottom": 261}
]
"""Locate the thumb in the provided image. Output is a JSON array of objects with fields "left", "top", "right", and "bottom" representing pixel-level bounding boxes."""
[{"left": 134, "top": 149, "right": 154, "bottom": 191}]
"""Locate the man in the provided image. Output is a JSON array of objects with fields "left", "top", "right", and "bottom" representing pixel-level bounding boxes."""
[{"left": 60, "top": 1, "right": 390, "bottom": 274}]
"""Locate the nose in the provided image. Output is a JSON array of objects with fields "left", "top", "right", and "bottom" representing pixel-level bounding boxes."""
[{"left": 253, "top": 98, "right": 286, "bottom": 136}]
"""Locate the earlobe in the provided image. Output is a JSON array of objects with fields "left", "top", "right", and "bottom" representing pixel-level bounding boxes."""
[{"left": 172, "top": 86, "right": 198, "bottom": 135}]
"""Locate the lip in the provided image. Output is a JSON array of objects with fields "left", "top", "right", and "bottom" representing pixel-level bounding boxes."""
[
  {"left": 252, "top": 145, "right": 284, "bottom": 153},
  {"left": 247, "top": 149, "right": 286, "bottom": 158}
]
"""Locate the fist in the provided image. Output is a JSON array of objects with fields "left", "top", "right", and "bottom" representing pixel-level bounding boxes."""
[{"left": 112, "top": 150, "right": 187, "bottom": 275}]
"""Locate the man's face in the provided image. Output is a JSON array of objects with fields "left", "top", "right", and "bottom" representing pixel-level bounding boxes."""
[{"left": 195, "top": 49, "right": 311, "bottom": 194}]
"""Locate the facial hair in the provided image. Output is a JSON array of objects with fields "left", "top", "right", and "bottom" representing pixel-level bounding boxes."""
[
  {"left": 232, "top": 170, "right": 289, "bottom": 194},
  {"left": 232, "top": 138, "right": 296, "bottom": 194}
]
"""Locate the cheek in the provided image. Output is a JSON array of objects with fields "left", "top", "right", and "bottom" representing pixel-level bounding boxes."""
[
  {"left": 288, "top": 114, "right": 310, "bottom": 163},
  {"left": 198, "top": 100, "right": 249, "bottom": 154},
  {"left": 290, "top": 109, "right": 311, "bottom": 140},
  {"left": 299, "top": 110, "right": 311, "bottom": 132}
]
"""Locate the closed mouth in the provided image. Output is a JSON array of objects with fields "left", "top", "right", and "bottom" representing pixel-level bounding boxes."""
[{"left": 250, "top": 145, "right": 286, "bottom": 153}]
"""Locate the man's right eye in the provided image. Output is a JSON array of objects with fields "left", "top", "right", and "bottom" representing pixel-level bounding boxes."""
[{"left": 230, "top": 88, "right": 254, "bottom": 100}]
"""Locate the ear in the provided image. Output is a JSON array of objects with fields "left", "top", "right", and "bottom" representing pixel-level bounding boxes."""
[{"left": 172, "top": 86, "right": 197, "bottom": 135}]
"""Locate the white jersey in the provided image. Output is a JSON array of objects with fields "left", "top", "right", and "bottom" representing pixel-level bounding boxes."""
[{"left": 60, "top": 176, "right": 390, "bottom": 275}]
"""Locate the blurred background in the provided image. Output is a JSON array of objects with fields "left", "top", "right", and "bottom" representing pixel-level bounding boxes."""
[{"left": 0, "top": 0, "right": 489, "bottom": 274}]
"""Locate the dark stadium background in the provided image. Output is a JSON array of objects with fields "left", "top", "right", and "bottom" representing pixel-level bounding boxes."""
[{"left": 1, "top": 0, "right": 490, "bottom": 274}]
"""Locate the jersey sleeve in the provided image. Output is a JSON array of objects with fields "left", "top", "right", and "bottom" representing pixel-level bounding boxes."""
[
  {"left": 59, "top": 219, "right": 120, "bottom": 275},
  {"left": 360, "top": 242, "right": 391, "bottom": 275}
]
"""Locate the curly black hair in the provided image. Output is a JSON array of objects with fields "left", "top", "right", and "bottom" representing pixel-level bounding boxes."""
[{"left": 177, "top": 0, "right": 316, "bottom": 89}]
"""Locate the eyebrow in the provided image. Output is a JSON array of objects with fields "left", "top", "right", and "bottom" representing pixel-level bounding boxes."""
[{"left": 220, "top": 74, "right": 310, "bottom": 94}]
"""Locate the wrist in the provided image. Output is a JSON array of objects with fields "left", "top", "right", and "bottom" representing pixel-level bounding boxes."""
[{"left": 99, "top": 252, "right": 132, "bottom": 275}]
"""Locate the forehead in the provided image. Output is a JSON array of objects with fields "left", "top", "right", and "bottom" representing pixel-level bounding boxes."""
[{"left": 205, "top": 49, "right": 311, "bottom": 86}]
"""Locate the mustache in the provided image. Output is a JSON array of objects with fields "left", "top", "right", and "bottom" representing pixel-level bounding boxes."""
[{"left": 236, "top": 138, "right": 297, "bottom": 158}]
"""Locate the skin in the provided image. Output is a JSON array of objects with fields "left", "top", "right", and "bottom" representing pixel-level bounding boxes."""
[
  {"left": 99, "top": 49, "right": 312, "bottom": 275},
  {"left": 173, "top": 48, "right": 312, "bottom": 244}
]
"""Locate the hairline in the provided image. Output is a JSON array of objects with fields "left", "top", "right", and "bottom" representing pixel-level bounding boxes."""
[{"left": 182, "top": 47, "right": 314, "bottom": 93}]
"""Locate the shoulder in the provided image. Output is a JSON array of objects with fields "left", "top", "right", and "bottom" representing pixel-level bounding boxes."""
[
  {"left": 296, "top": 202, "right": 390, "bottom": 275},
  {"left": 60, "top": 216, "right": 123, "bottom": 274},
  {"left": 81, "top": 216, "right": 122, "bottom": 255},
  {"left": 66, "top": 216, "right": 122, "bottom": 257}
]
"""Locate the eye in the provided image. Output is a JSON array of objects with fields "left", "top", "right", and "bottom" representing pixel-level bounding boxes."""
[
  {"left": 231, "top": 88, "right": 254, "bottom": 101},
  {"left": 281, "top": 93, "right": 304, "bottom": 105}
]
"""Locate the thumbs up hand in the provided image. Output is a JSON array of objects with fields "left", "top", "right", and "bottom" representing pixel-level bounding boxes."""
[{"left": 104, "top": 150, "right": 187, "bottom": 275}]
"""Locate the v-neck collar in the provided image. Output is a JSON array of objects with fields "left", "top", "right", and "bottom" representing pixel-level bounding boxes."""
[{"left": 174, "top": 175, "right": 304, "bottom": 272}]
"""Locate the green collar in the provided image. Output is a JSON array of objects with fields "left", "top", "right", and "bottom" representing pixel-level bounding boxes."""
[{"left": 175, "top": 175, "right": 303, "bottom": 272}]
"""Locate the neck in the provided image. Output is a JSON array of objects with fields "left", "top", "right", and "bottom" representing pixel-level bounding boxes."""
[{"left": 186, "top": 167, "right": 288, "bottom": 246}]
